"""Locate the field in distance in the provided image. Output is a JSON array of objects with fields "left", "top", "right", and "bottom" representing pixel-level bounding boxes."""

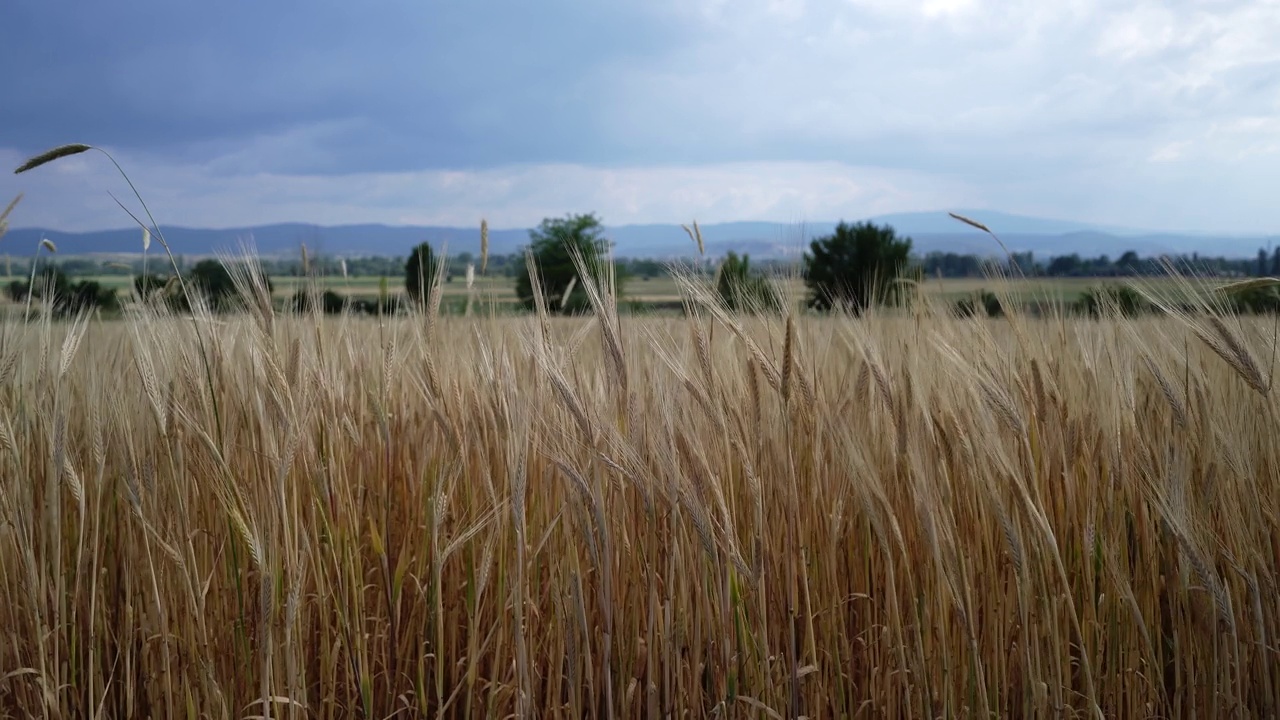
[{"left": 28, "top": 272, "right": 1212, "bottom": 306}]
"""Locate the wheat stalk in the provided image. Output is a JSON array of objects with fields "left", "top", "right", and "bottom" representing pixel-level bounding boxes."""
[{"left": 13, "top": 144, "right": 91, "bottom": 173}]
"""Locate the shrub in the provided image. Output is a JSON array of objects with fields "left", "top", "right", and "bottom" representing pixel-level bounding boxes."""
[
  {"left": 1076, "top": 285, "right": 1148, "bottom": 317},
  {"left": 350, "top": 297, "right": 397, "bottom": 316},
  {"left": 6, "top": 267, "right": 119, "bottom": 316},
  {"left": 5, "top": 280, "right": 27, "bottom": 302},
  {"left": 290, "top": 288, "right": 348, "bottom": 315},
  {"left": 1226, "top": 285, "right": 1280, "bottom": 315},
  {"left": 953, "top": 290, "right": 1003, "bottom": 318},
  {"left": 65, "top": 280, "right": 119, "bottom": 314},
  {"left": 133, "top": 273, "right": 168, "bottom": 301}
]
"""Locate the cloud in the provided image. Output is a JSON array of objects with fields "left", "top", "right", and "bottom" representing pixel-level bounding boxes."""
[
  {"left": 0, "top": 145, "right": 975, "bottom": 232},
  {"left": 1149, "top": 141, "right": 1189, "bottom": 163},
  {"left": 2, "top": 0, "right": 1280, "bottom": 233}
]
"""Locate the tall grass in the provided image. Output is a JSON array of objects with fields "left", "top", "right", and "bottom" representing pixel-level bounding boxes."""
[{"left": 0, "top": 254, "right": 1277, "bottom": 719}]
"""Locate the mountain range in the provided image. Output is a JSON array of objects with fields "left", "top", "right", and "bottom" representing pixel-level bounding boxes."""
[{"left": 2, "top": 210, "right": 1276, "bottom": 261}]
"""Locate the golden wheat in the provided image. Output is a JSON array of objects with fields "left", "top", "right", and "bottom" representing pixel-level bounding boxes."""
[{"left": 0, "top": 269, "right": 1277, "bottom": 719}]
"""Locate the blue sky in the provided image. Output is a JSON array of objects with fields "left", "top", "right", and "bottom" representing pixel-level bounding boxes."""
[{"left": 3, "top": 0, "right": 1279, "bottom": 234}]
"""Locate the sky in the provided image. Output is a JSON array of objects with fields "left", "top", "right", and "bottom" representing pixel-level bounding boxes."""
[{"left": 2, "top": 0, "right": 1279, "bottom": 234}]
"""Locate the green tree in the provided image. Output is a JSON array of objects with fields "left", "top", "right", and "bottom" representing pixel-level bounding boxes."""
[
  {"left": 1047, "top": 254, "right": 1083, "bottom": 277},
  {"left": 66, "top": 280, "right": 119, "bottom": 315},
  {"left": 7, "top": 266, "right": 119, "bottom": 316},
  {"left": 6, "top": 266, "right": 69, "bottom": 305},
  {"left": 188, "top": 259, "right": 233, "bottom": 308},
  {"left": 802, "top": 221, "right": 914, "bottom": 313},
  {"left": 954, "top": 290, "right": 1004, "bottom": 318},
  {"left": 1227, "top": 285, "right": 1280, "bottom": 315},
  {"left": 290, "top": 288, "right": 348, "bottom": 315},
  {"left": 404, "top": 241, "right": 439, "bottom": 307},
  {"left": 187, "top": 259, "right": 261, "bottom": 312},
  {"left": 515, "top": 213, "right": 615, "bottom": 313},
  {"left": 27, "top": 266, "right": 71, "bottom": 300},
  {"left": 134, "top": 273, "right": 167, "bottom": 301},
  {"left": 716, "top": 251, "right": 780, "bottom": 313},
  {"left": 1076, "top": 285, "right": 1148, "bottom": 317}
]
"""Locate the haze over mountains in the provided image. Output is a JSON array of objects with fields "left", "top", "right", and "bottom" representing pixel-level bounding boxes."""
[{"left": 4, "top": 210, "right": 1276, "bottom": 261}]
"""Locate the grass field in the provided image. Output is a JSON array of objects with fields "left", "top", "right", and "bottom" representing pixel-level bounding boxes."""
[{"left": 0, "top": 267, "right": 1277, "bottom": 718}]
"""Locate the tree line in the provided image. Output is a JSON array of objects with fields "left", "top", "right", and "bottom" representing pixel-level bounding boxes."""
[
  {"left": 22, "top": 239, "right": 1276, "bottom": 284},
  {"left": 919, "top": 247, "right": 1280, "bottom": 279},
  {"left": 8, "top": 212, "right": 1280, "bottom": 318}
]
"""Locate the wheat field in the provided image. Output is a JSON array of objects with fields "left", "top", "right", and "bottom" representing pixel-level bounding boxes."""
[{"left": 0, "top": 266, "right": 1277, "bottom": 719}]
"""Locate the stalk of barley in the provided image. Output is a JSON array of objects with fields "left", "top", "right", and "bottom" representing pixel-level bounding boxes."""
[
  {"left": 13, "top": 143, "right": 91, "bottom": 173},
  {"left": 0, "top": 193, "right": 21, "bottom": 226}
]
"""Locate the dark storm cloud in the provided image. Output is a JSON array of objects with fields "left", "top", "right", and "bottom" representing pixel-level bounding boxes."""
[
  {"left": 0, "top": 0, "right": 689, "bottom": 172},
  {"left": 2, "top": 0, "right": 1280, "bottom": 234}
]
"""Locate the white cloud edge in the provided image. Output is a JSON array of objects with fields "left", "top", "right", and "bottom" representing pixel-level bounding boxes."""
[{"left": 0, "top": 147, "right": 981, "bottom": 232}]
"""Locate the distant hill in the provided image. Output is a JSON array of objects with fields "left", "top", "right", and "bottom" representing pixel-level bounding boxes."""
[
  {"left": 2, "top": 210, "right": 1275, "bottom": 260},
  {"left": 0, "top": 223, "right": 531, "bottom": 260},
  {"left": 869, "top": 209, "right": 1154, "bottom": 236}
]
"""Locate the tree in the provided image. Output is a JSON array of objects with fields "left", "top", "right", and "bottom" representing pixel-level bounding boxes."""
[
  {"left": 1116, "top": 250, "right": 1140, "bottom": 275},
  {"left": 515, "top": 213, "right": 615, "bottom": 313},
  {"left": 7, "top": 266, "right": 119, "bottom": 316},
  {"left": 1228, "top": 285, "right": 1280, "bottom": 314},
  {"left": 186, "top": 259, "right": 248, "bottom": 312},
  {"left": 189, "top": 259, "right": 234, "bottom": 307},
  {"left": 66, "top": 280, "right": 119, "bottom": 315},
  {"left": 1046, "top": 254, "right": 1083, "bottom": 277},
  {"left": 405, "top": 241, "right": 439, "bottom": 307},
  {"left": 6, "top": 266, "right": 69, "bottom": 306},
  {"left": 27, "top": 266, "right": 71, "bottom": 300},
  {"left": 1007, "top": 252, "right": 1038, "bottom": 276},
  {"left": 1077, "top": 285, "right": 1147, "bottom": 317},
  {"left": 716, "top": 251, "right": 780, "bottom": 313},
  {"left": 134, "top": 273, "right": 168, "bottom": 300},
  {"left": 802, "top": 221, "right": 914, "bottom": 313},
  {"left": 290, "top": 288, "right": 348, "bottom": 315},
  {"left": 954, "top": 290, "right": 1003, "bottom": 318}
]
